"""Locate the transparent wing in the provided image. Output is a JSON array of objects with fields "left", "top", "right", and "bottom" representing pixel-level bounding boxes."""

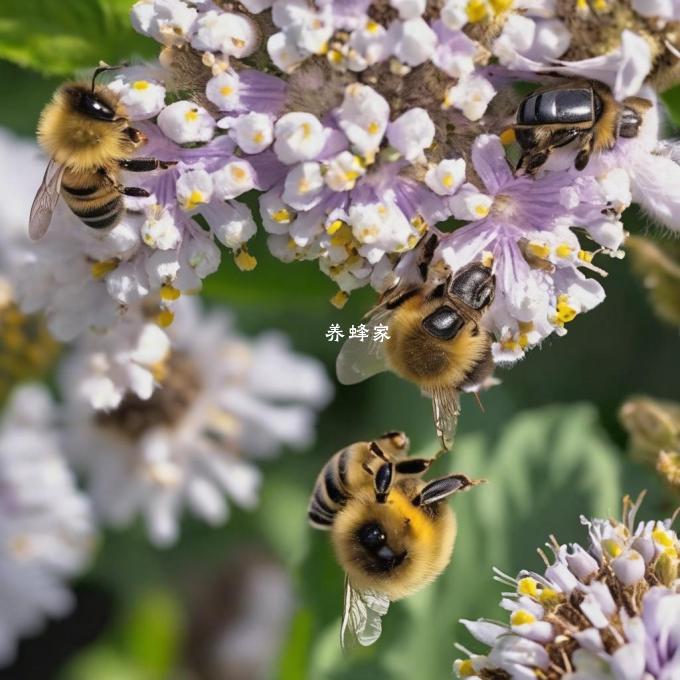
[
  {"left": 335, "top": 309, "right": 391, "bottom": 386},
  {"left": 340, "top": 575, "right": 390, "bottom": 651},
  {"left": 431, "top": 387, "right": 461, "bottom": 451},
  {"left": 29, "top": 159, "right": 64, "bottom": 240}
]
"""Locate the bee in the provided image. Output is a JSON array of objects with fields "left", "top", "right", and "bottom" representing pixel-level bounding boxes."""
[
  {"left": 336, "top": 234, "right": 496, "bottom": 448},
  {"left": 30, "top": 64, "right": 173, "bottom": 240},
  {"left": 514, "top": 78, "right": 652, "bottom": 174},
  {"left": 308, "top": 431, "right": 483, "bottom": 648}
]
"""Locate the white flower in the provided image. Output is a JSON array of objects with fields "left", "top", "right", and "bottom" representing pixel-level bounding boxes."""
[
  {"left": 274, "top": 112, "right": 327, "bottom": 164},
  {"left": 206, "top": 71, "right": 241, "bottom": 110},
  {"left": 157, "top": 100, "right": 215, "bottom": 144},
  {"left": 324, "top": 151, "right": 366, "bottom": 192},
  {"left": 449, "top": 184, "right": 493, "bottom": 220},
  {"left": 61, "top": 298, "right": 332, "bottom": 546},
  {"left": 282, "top": 162, "right": 325, "bottom": 210},
  {"left": 228, "top": 112, "right": 274, "bottom": 154},
  {"left": 441, "top": 0, "right": 468, "bottom": 30},
  {"left": 390, "top": 0, "right": 427, "bottom": 20},
  {"left": 191, "top": 10, "right": 259, "bottom": 58},
  {"left": 212, "top": 160, "right": 256, "bottom": 200},
  {"left": 130, "top": 0, "right": 198, "bottom": 46},
  {"left": 390, "top": 18, "right": 437, "bottom": 66},
  {"left": 0, "top": 385, "right": 95, "bottom": 665},
  {"left": 336, "top": 84, "right": 390, "bottom": 156},
  {"left": 141, "top": 205, "right": 182, "bottom": 250},
  {"left": 108, "top": 77, "right": 166, "bottom": 120},
  {"left": 425, "top": 158, "right": 467, "bottom": 196},
  {"left": 176, "top": 167, "right": 214, "bottom": 211},
  {"left": 444, "top": 74, "right": 497, "bottom": 121},
  {"left": 204, "top": 201, "right": 257, "bottom": 248},
  {"left": 386, "top": 107, "right": 435, "bottom": 162},
  {"left": 267, "top": 31, "right": 306, "bottom": 73}
]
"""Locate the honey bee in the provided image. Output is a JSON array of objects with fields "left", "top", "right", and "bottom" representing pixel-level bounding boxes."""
[
  {"left": 336, "top": 234, "right": 496, "bottom": 448},
  {"left": 308, "top": 431, "right": 483, "bottom": 648},
  {"left": 30, "top": 64, "right": 174, "bottom": 240},
  {"left": 514, "top": 78, "right": 652, "bottom": 174}
]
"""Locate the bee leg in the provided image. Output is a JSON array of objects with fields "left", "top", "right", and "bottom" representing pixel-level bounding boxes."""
[
  {"left": 369, "top": 442, "right": 390, "bottom": 462},
  {"left": 394, "top": 458, "right": 433, "bottom": 475},
  {"left": 121, "top": 186, "right": 151, "bottom": 197},
  {"left": 411, "top": 474, "right": 484, "bottom": 507},
  {"left": 374, "top": 462, "right": 394, "bottom": 504},
  {"left": 119, "top": 158, "right": 177, "bottom": 172},
  {"left": 574, "top": 140, "right": 593, "bottom": 171}
]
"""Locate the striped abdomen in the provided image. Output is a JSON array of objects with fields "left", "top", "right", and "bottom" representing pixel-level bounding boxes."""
[
  {"left": 308, "top": 446, "right": 353, "bottom": 530},
  {"left": 61, "top": 168, "right": 122, "bottom": 229}
]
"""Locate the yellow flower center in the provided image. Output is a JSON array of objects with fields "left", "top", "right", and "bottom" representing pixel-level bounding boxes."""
[
  {"left": 220, "top": 85, "right": 234, "bottom": 97},
  {"left": 160, "top": 284, "right": 181, "bottom": 301},
  {"left": 556, "top": 243, "right": 573, "bottom": 259},
  {"left": 184, "top": 109, "right": 199, "bottom": 122},
  {"left": 90, "top": 259, "right": 119, "bottom": 280},
  {"left": 132, "top": 80, "right": 150, "bottom": 91},
  {"left": 272, "top": 208, "right": 292, "bottom": 224},
  {"left": 367, "top": 121, "right": 380, "bottom": 135},
  {"left": 510, "top": 609, "right": 536, "bottom": 626},
  {"left": 517, "top": 577, "right": 538, "bottom": 597},
  {"left": 156, "top": 309, "right": 175, "bottom": 327},
  {"left": 235, "top": 250, "right": 257, "bottom": 271}
]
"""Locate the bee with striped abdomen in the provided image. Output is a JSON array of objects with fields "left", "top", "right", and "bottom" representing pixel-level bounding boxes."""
[
  {"left": 308, "top": 431, "right": 483, "bottom": 648},
  {"left": 30, "top": 64, "right": 174, "bottom": 240}
]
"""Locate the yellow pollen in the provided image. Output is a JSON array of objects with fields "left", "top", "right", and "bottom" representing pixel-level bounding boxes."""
[
  {"left": 156, "top": 309, "right": 175, "bottom": 327},
  {"left": 466, "top": 0, "right": 488, "bottom": 22},
  {"left": 518, "top": 321, "right": 534, "bottom": 333},
  {"left": 490, "top": 0, "right": 514, "bottom": 13},
  {"left": 366, "top": 20, "right": 380, "bottom": 34},
  {"left": 556, "top": 296, "right": 577, "bottom": 324},
  {"left": 519, "top": 333, "right": 529, "bottom": 349},
  {"left": 326, "top": 219, "right": 344, "bottom": 235},
  {"left": 149, "top": 359, "right": 168, "bottom": 383},
  {"left": 518, "top": 577, "right": 539, "bottom": 597},
  {"left": 578, "top": 250, "right": 594, "bottom": 263},
  {"left": 298, "top": 179, "right": 310, "bottom": 194},
  {"left": 220, "top": 85, "right": 234, "bottom": 96},
  {"left": 510, "top": 610, "right": 536, "bottom": 626},
  {"left": 184, "top": 108, "right": 199, "bottom": 122},
  {"left": 367, "top": 121, "right": 380, "bottom": 135},
  {"left": 160, "top": 284, "right": 181, "bottom": 301},
  {"left": 330, "top": 290, "right": 349, "bottom": 309},
  {"left": 482, "top": 251, "right": 494, "bottom": 268},
  {"left": 501, "top": 338, "right": 520, "bottom": 351},
  {"left": 132, "top": 80, "right": 150, "bottom": 91},
  {"left": 442, "top": 173, "right": 455, "bottom": 188},
  {"left": 184, "top": 190, "right": 205, "bottom": 210},
  {"left": 594, "top": 0, "right": 608, "bottom": 10},
  {"left": 330, "top": 225, "right": 354, "bottom": 247},
  {"left": 411, "top": 215, "right": 427, "bottom": 232},
  {"left": 556, "top": 243, "right": 573, "bottom": 258},
  {"left": 500, "top": 128, "right": 517, "bottom": 145},
  {"left": 344, "top": 170, "right": 360, "bottom": 182},
  {"left": 231, "top": 166, "right": 247, "bottom": 181},
  {"left": 457, "top": 659, "right": 476, "bottom": 677},
  {"left": 539, "top": 588, "right": 559, "bottom": 605},
  {"left": 272, "top": 208, "right": 291, "bottom": 224},
  {"left": 235, "top": 250, "right": 257, "bottom": 271},
  {"left": 328, "top": 49, "right": 344, "bottom": 65},
  {"left": 602, "top": 539, "right": 623, "bottom": 558},
  {"left": 377, "top": 204, "right": 387, "bottom": 216},
  {"left": 231, "top": 37, "right": 246, "bottom": 49},
  {"left": 653, "top": 527, "right": 675, "bottom": 548},
  {"left": 474, "top": 203, "right": 490, "bottom": 218},
  {"left": 253, "top": 131, "right": 265, "bottom": 144},
  {"left": 90, "top": 259, "right": 119, "bottom": 280},
  {"left": 286, "top": 237, "right": 297, "bottom": 250},
  {"left": 577, "top": 0, "right": 588, "bottom": 8},
  {"left": 301, "top": 122, "right": 313, "bottom": 139},
  {"left": 528, "top": 242, "right": 550, "bottom": 259}
]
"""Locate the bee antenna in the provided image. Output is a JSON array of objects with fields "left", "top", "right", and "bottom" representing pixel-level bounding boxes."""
[
  {"left": 473, "top": 392, "right": 485, "bottom": 414},
  {"left": 91, "top": 61, "right": 129, "bottom": 92}
]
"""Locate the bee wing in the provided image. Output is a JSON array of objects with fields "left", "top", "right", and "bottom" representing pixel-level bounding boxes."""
[
  {"left": 335, "top": 310, "right": 391, "bottom": 386},
  {"left": 431, "top": 387, "right": 461, "bottom": 451},
  {"left": 340, "top": 575, "right": 390, "bottom": 651},
  {"left": 29, "top": 158, "right": 64, "bottom": 240}
]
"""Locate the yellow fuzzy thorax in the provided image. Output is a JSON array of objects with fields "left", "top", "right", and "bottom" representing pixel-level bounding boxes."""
[
  {"left": 384, "top": 295, "right": 489, "bottom": 391},
  {"left": 37, "top": 85, "right": 133, "bottom": 172},
  {"left": 331, "top": 484, "right": 457, "bottom": 601}
]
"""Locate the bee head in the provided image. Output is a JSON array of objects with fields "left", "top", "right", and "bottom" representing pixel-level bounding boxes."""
[
  {"left": 448, "top": 263, "right": 495, "bottom": 310},
  {"left": 63, "top": 84, "right": 119, "bottom": 122}
]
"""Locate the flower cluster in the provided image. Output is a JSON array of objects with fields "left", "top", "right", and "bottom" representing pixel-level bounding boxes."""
[
  {"left": 454, "top": 494, "right": 680, "bottom": 679},
  {"left": 0, "top": 385, "right": 95, "bottom": 664},
  {"left": 59, "top": 297, "right": 333, "bottom": 546}
]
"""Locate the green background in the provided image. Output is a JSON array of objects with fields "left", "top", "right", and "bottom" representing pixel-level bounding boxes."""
[{"left": 0, "top": 3, "right": 678, "bottom": 678}]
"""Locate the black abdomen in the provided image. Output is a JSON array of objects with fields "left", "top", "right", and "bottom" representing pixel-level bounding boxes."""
[{"left": 517, "top": 88, "right": 597, "bottom": 125}]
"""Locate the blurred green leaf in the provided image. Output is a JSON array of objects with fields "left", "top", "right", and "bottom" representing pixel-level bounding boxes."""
[
  {"left": 662, "top": 85, "right": 680, "bottom": 128},
  {"left": 290, "top": 404, "right": 622, "bottom": 680},
  {"left": 63, "top": 647, "right": 149, "bottom": 680},
  {"left": 120, "top": 591, "right": 183, "bottom": 679},
  {"left": 0, "top": 0, "right": 156, "bottom": 77}
]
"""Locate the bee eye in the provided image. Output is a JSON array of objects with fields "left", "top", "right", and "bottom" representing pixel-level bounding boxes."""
[
  {"left": 77, "top": 92, "right": 116, "bottom": 121},
  {"left": 449, "top": 265, "right": 495, "bottom": 310},
  {"left": 422, "top": 307, "right": 464, "bottom": 340},
  {"left": 358, "top": 523, "right": 386, "bottom": 550}
]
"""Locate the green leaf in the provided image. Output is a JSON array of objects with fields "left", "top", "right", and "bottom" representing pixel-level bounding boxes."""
[
  {"left": 0, "top": 0, "right": 156, "bottom": 77},
  {"left": 298, "top": 404, "right": 623, "bottom": 680}
]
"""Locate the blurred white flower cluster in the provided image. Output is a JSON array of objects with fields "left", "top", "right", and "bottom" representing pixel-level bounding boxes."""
[
  {"left": 0, "top": 128, "right": 333, "bottom": 661},
  {"left": 455, "top": 494, "right": 680, "bottom": 679}
]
